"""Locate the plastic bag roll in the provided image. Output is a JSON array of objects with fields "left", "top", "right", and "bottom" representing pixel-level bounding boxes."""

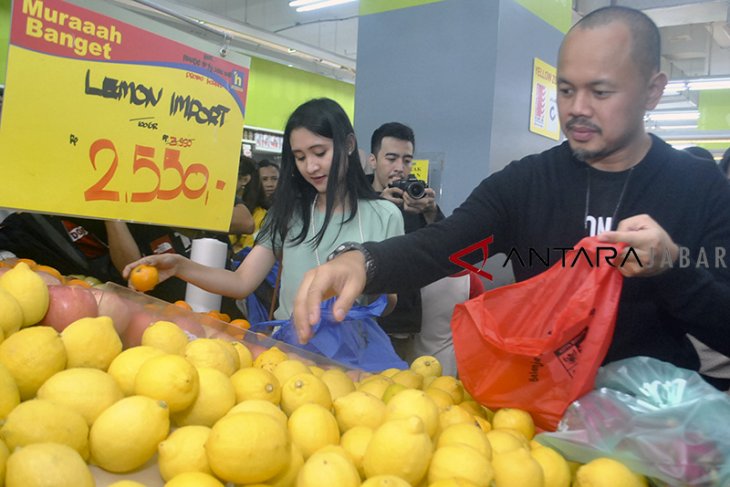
[{"left": 185, "top": 238, "right": 228, "bottom": 312}]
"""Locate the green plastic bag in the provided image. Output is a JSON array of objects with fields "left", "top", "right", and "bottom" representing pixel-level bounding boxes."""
[{"left": 537, "top": 356, "right": 730, "bottom": 487}]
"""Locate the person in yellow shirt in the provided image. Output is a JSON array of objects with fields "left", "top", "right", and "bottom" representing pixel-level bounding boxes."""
[{"left": 229, "top": 155, "right": 268, "bottom": 254}]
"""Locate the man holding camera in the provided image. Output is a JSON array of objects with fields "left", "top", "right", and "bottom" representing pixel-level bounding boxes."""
[
  {"left": 368, "top": 123, "right": 443, "bottom": 232},
  {"left": 368, "top": 122, "right": 447, "bottom": 362}
]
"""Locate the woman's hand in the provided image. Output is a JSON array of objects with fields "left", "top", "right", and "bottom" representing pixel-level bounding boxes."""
[{"left": 122, "top": 253, "right": 185, "bottom": 289}]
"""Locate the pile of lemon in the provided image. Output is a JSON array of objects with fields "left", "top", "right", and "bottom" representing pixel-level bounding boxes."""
[{"left": 0, "top": 261, "right": 650, "bottom": 487}]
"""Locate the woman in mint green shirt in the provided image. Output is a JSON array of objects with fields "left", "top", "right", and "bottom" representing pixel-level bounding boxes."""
[{"left": 124, "top": 98, "right": 404, "bottom": 321}]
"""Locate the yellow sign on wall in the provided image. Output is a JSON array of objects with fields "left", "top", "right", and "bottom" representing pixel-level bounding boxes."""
[
  {"left": 0, "top": 0, "right": 250, "bottom": 232},
  {"left": 410, "top": 159, "right": 430, "bottom": 184},
  {"left": 529, "top": 58, "right": 560, "bottom": 141}
]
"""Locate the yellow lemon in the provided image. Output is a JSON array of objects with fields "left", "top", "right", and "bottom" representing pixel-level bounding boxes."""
[
  {"left": 357, "top": 375, "right": 394, "bottom": 400},
  {"left": 429, "top": 479, "right": 480, "bottom": 487},
  {"left": 164, "top": 471, "right": 225, "bottom": 487},
  {"left": 428, "top": 445, "right": 494, "bottom": 487},
  {"left": 309, "top": 364, "right": 325, "bottom": 377},
  {"left": 135, "top": 354, "right": 200, "bottom": 412},
  {"left": 425, "top": 387, "right": 455, "bottom": 411},
  {"left": 226, "top": 399, "right": 288, "bottom": 430},
  {"left": 381, "top": 383, "right": 408, "bottom": 404},
  {"left": 438, "top": 404, "right": 476, "bottom": 432},
  {"left": 0, "top": 438, "right": 8, "bottom": 484},
  {"left": 0, "top": 398, "right": 89, "bottom": 459},
  {"left": 334, "top": 390, "right": 387, "bottom": 432},
  {"left": 107, "top": 345, "right": 165, "bottom": 396},
  {"left": 268, "top": 442, "right": 304, "bottom": 487},
  {"left": 273, "top": 359, "right": 311, "bottom": 386},
  {"left": 340, "top": 425, "right": 374, "bottom": 478},
  {"left": 485, "top": 429, "right": 528, "bottom": 455},
  {"left": 288, "top": 403, "right": 340, "bottom": 459},
  {"left": 173, "top": 367, "right": 236, "bottom": 427},
  {"left": 459, "top": 400, "right": 488, "bottom": 419},
  {"left": 141, "top": 320, "right": 190, "bottom": 355},
  {"left": 0, "top": 262, "right": 49, "bottom": 328},
  {"left": 385, "top": 389, "right": 440, "bottom": 438},
  {"left": 0, "top": 362, "right": 20, "bottom": 420},
  {"left": 0, "top": 288, "right": 23, "bottom": 337},
  {"left": 437, "top": 423, "right": 492, "bottom": 460},
  {"left": 492, "top": 407, "right": 536, "bottom": 441},
  {"left": 0, "top": 325, "right": 66, "bottom": 400},
  {"left": 319, "top": 367, "right": 356, "bottom": 401},
  {"left": 230, "top": 366, "right": 282, "bottom": 404},
  {"left": 89, "top": 395, "right": 170, "bottom": 473},
  {"left": 184, "top": 338, "right": 237, "bottom": 376},
  {"left": 253, "top": 346, "right": 289, "bottom": 372},
  {"left": 363, "top": 416, "right": 433, "bottom": 485},
  {"left": 36, "top": 367, "right": 123, "bottom": 426},
  {"left": 205, "top": 412, "right": 289, "bottom": 484},
  {"left": 379, "top": 368, "right": 401, "bottom": 378},
  {"left": 530, "top": 445, "right": 572, "bottom": 487},
  {"left": 5, "top": 442, "right": 94, "bottom": 487},
  {"left": 213, "top": 338, "right": 241, "bottom": 370},
  {"left": 107, "top": 482, "right": 148, "bottom": 487},
  {"left": 492, "top": 447, "right": 544, "bottom": 487},
  {"left": 297, "top": 447, "right": 361, "bottom": 487},
  {"left": 474, "top": 416, "right": 492, "bottom": 433},
  {"left": 362, "top": 475, "right": 412, "bottom": 487},
  {"left": 410, "top": 355, "right": 442, "bottom": 379},
  {"left": 232, "top": 341, "right": 253, "bottom": 368},
  {"left": 391, "top": 369, "right": 424, "bottom": 389},
  {"left": 157, "top": 425, "right": 212, "bottom": 481},
  {"left": 61, "top": 316, "right": 122, "bottom": 370},
  {"left": 427, "top": 376, "right": 463, "bottom": 404},
  {"left": 280, "top": 372, "right": 332, "bottom": 416},
  {"left": 574, "top": 457, "right": 648, "bottom": 487}
]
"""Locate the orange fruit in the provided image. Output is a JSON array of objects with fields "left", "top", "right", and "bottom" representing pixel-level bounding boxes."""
[
  {"left": 130, "top": 265, "right": 159, "bottom": 293},
  {"left": 35, "top": 265, "right": 64, "bottom": 282},
  {"left": 66, "top": 279, "right": 92, "bottom": 288},
  {"left": 230, "top": 319, "right": 251, "bottom": 330},
  {"left": 174, "top": 300, "right": 192, "bottom": 311},
  {"left": 218, "top": 313, "right": 231, "bottom": 323},
  {"left": 205, "top": 310, "right": 223, "bottom": 321}
]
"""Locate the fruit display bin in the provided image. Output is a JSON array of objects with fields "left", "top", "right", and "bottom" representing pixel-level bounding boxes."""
[{"left": 89, "top": 282, "right": 369, "bottom": 486}]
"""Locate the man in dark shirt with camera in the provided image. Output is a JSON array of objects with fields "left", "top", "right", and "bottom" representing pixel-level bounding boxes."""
[
  {"left": 368, "top": 122, "right": 445, "bottom": 359},
  {"left": 368, "top": 123, "right": 443, "bottom": 233}
]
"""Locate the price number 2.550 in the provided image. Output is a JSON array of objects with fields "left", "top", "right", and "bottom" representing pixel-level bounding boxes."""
[{"left": 84, "top": 139, "right": 213, "bottom": 203}]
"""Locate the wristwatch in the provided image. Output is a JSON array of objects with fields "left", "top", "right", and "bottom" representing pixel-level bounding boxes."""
[{"left": 327, "top": 241, "right": 376, "bottom": 284}]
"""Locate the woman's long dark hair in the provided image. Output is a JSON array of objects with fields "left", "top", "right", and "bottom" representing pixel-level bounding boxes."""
[
  {"left": 258, "top": 98, "right": 377, "bottom": 250},
  {"left": 237, "top": 155, "right": 267, "bottom": 213}
]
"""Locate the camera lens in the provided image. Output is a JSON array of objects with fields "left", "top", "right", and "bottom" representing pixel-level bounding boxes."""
[{"left": 407, "top": 181, "right": 426, "bottom": 199}]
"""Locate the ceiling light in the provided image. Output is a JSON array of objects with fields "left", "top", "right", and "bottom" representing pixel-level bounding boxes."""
[
  {"left": 291, "top": 0, "right": 357, "bottom": 12},
  {"left": 646, "top": 110, "right": 700, "bottom": 122},
  {"left": 664, "top": 77, "right": 730, "bottom": 92}
]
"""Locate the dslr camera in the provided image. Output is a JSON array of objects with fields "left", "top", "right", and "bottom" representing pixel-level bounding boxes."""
[{"left": 388, "top": 175, "right": 428, "bottom": 199}]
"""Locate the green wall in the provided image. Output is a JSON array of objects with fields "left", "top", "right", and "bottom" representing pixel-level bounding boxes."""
[
  {"left": 244, "top": 57, "right": 355, "bottom": 131},
  {"left": 1, "top": 0, "right": 10, "bottom": 86},
  {"left": 359, "top": 0, "right": 444, "bottom": 16},
  {"left": 515, "top": 0, "right": 572, "bottom": 33},
  {"left": 698, "top": 90, "right": 730, "bottom": 151}
]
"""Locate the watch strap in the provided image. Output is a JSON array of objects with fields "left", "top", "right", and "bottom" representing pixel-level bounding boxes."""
[{"left": 327, "top": 241, "right": 376, "bottom": 284}]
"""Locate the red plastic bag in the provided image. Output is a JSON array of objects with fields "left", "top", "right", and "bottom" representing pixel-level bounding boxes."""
[{"left": 451, "top": 237, "right": 624, "bottom": 431}]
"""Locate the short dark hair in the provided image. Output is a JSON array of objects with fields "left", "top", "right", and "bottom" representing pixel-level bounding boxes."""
[
  {"left": 572, "top": 6, "right": 661, "bottom": 80},
  {"left": 370, "top": 122, "right": 415, "bottom": 156}
]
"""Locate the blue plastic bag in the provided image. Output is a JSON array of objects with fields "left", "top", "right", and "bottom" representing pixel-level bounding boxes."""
[
  {"left": 231, "top": 247, "right": 280, "bottom": 325},
  {"left": 251, "top": 295, "right": 408, "bottom": 372},
  {"left": 536, "top": 356, "right": 730, "bottom": 487}
]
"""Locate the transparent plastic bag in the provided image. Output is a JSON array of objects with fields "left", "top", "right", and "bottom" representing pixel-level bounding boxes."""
[{"left": 537, "top": 356, "right": 730, "bottom": 486}]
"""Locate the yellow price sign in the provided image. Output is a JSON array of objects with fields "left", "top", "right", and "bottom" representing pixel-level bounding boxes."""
[
  {"left": 0, "top": 0, "right": 250, "bottom": 232},
  {"left": 410, "top": 159, "right": 430, "bottom": 184}
]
